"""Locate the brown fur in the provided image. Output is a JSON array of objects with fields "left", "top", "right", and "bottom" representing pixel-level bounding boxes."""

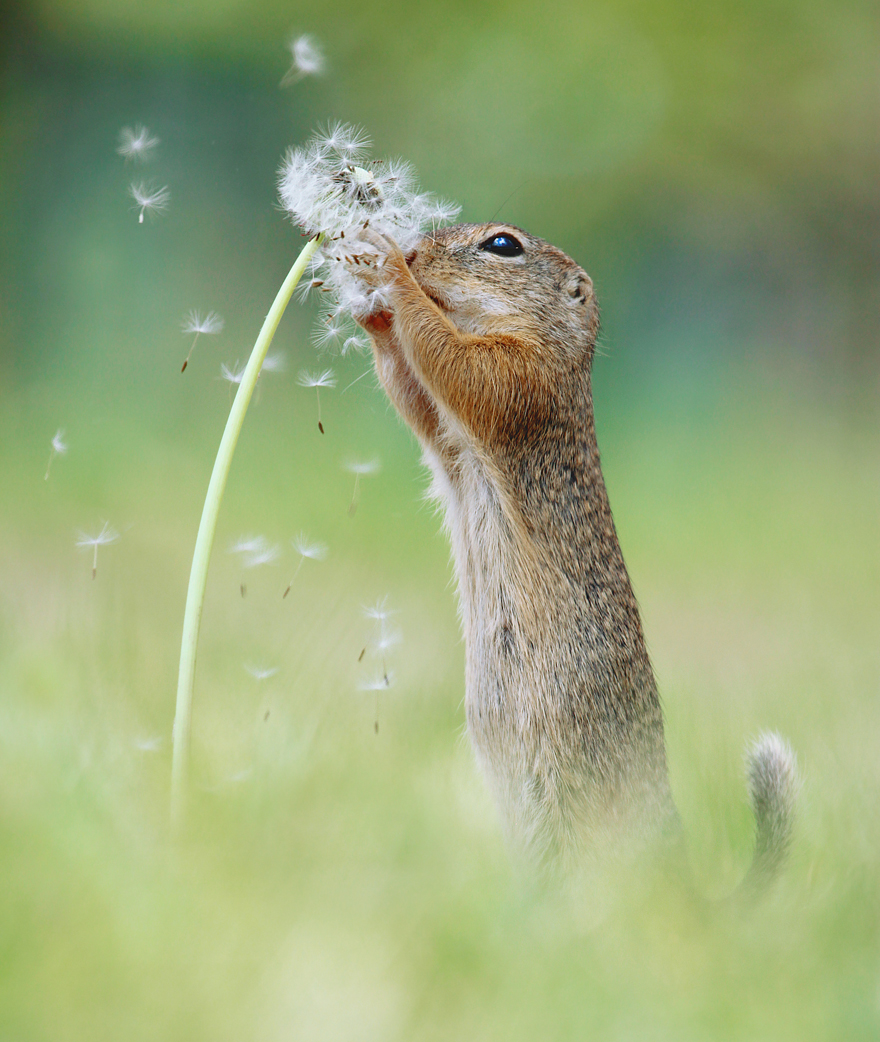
[
  {"left": 352, "top": 223, "right": 796, "bottom": 881},
  {"left": 353, "top": 223, "right": 676, "bottom": 867}
]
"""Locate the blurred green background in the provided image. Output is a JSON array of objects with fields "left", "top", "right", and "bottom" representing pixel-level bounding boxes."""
[{"left": 1, "top": 0, "right": 879, "bottom": 1039}]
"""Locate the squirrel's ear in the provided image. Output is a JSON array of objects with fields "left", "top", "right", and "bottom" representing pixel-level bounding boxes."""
[{"left": 565, "top": 272, "right": 592, "bottom": 306}]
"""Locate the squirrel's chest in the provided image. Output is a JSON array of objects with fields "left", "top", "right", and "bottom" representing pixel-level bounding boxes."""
[{"left": 425, "top": 445, "right": 524, "bottom": 675}]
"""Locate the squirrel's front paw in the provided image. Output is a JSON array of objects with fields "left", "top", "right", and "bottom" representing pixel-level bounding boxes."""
[{"left": 327, "top": 226, "right": 405, "bottom": 323}]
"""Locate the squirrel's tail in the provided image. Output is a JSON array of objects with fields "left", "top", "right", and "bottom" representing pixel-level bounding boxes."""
[{"left": 741, "top": 732, "right": 799, "bottom": 891}]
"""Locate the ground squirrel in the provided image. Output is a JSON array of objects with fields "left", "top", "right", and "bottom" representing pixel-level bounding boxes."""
[{"left": 349, "top": 222, "right": 797, "bottom": 880}]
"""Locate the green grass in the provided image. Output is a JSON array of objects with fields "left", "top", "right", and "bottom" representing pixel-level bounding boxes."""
[{"left": 1, "top": 366, "right": 878, "bottom": 1041}]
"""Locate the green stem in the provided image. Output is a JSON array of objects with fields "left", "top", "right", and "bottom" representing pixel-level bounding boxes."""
[{"left": 171, "top": 234, "right": 323, "bottom": 828}]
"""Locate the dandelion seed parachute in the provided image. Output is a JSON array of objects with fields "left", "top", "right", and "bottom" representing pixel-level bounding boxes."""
[
  {"left": 363, "top": 597, "right": 393, "bottom": 622},
  {"left": 134, "top": 736, "right": 163, "bottom": 752},
  {"left": 292, "top": 533, "right": 328, "bottom": 560},
  {"left": 283, "top": 534, "right": 328, "bottom": 597},
  {"left": 297, "top": 368, "right": 337, "bottom": 390},
  {"left": 281, "top": 34, "right": 325, "bottom": 86},
  {"left": 181, "top": 311, "right": 224, "bottom": 371},
  {"left": 129, "top": 181, "right": 170, "bottom": 223},
  {"left": 261, "top": 351, "right": 287, "bottom": 373},
  {"left": 345, "top": 458, "right": 381, "bottom": 477},
  {"left": 229, "top": 535, "right": 267, "bottom": 556},
  {"left": 244, "top": 664, "right": 279, "bottom": 680},
  {"left": 229, "top": 535, "right": 280, "bottom": 568},
  {"left": 45, "top": 428, "right": 68, "bottom": 480},
  {"left": 373, "top": 629, "right": 402, "bottom": 654},
  {"left": 182, "top": 310, "right": 224, "bottom": 336},
  {"left": 220, "top": 361, "right": 246, "bottom": 385},
  {"left": 76, "top": 521, "right": 120, "bottom": 578},
  {"left": 359, "top": 671, "right": 395, "bottom": 692},
  {"left": 117, "top": 125, "right": 159, "bottom": 162}
]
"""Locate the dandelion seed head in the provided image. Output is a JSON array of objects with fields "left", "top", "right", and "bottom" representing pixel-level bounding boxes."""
[
  {"left": 129, "top": 181, "right": 170, "bottom": 222},
  {"left": 297, "top": 368, "right": 337, "bottom": 390},
  {"left": 277, "top": 124, "right": 460, "bottom": 331},
  {"left": 292, "top": 533, "right": 328, "bottom": 560},
  {"left": 51, "top": 429, "right": 68, "bottom": 455},
  {"left": 182, "top": 310, "right": 224, "bottom": 336},
  {"left": 117, "top": 124, "right": 159, "bottom": 162},
  {"left": 281, "top": 34, "right": 325, "bottom": 86},
  {"left": 345, "top": 458, "right": 381, "bottom": 477}
]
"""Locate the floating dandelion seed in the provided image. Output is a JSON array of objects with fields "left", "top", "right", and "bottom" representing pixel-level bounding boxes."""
[
  {"left": 231, "top": 351, "right": 287, "bottom": 406},
  {"left": 281, "top": 34, "right": 325, "bottom": 87},
  {"left": 220, "top": 360, "right": 246, "bottom": 387},
  {"left": 345, "top": 458, "right": 380, "bottom": 516},
  {"left": 363, "top": 596, "right": 395, "bottom": 625},
  {"left": 359, "top": 670, "right": 395, "bottom": 734},
  {"left": 373, "top": 628, "right": 402, "bottom": 656},
  {"left": 229, "top": 535, "right": 266, "bottom": 556},
  {"left": 361, "top": 597, "right": 399, "bottom": 730},
  {"left": 228, "top": 535, "right": 280, "bottom": 569},
  {"left": 76, "top": 521, "right": 120, "bottom": 579},
  {"left": 261, "top": 351, "right": 287, "bottom": 374},
  {"left": 117, "top": 124, "right": 159, "bottom": 163},
  {"left": 360, "top": 671, "right": 395, "bottom": 691},
  {"left": 229, "top": 534, "right": 279, "bottom": 597},
  {"left": 312, "top": 314, "right": 347, "bottom": 351},
  {"left": 134, "top": 736, "right": 163, "bottom": 752},
  {"left": 44, "top": 428, "right": 67, "bottom": 480},
  {"left": 364, "top": 599, "right": 399, "bottom": 663},
  {"left": 180, "top": 310, "right": 224, "bottom": 372},
  {"left": 283, "top": 533, "right": 328, "bottom": 598},
  {"left": 342, "top": 335, "right": 369, "bottom": 356},
  {"left": 277, "top": 122, "right": 459, "bottom": 353},
  {"left": 297, "top": 368, "right": 336, "bottom": 433},
  {"left": 129, "top": 181, "right": 170, "bottom": 223},
  {"left": 244, "top": 663, "right": 279, "bottom": 680}
]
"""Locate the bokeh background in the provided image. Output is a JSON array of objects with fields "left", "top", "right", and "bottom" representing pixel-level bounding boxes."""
[{"left": 1, "top": 0, "right": 878, "bottom": 1038}]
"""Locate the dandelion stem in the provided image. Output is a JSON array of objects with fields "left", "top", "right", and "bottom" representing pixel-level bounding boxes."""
[{"left": 171, "top": 233, "right": 323, "bottom": 829}]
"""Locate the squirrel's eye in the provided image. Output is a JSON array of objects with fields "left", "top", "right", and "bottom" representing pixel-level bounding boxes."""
[{"left": 479, "top": 233, "right": 524, "bottom": 257}]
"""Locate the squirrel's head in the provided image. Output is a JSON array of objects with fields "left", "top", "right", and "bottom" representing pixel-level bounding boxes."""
[{"left": 406, "top": 223, "right": 599, "bottom": 362}]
